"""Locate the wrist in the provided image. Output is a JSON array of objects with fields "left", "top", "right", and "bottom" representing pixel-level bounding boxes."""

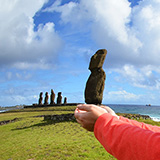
[{"left": 112, "top": 113, "right": 119, "bottom": 119}]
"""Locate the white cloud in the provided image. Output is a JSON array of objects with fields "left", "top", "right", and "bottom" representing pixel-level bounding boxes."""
[
  {"left": 44, "top": 0, "right": 142, "bottom": 63},
  {"left": 113, "top": 64, "right": 160, "bottom": 90},
  {"left": 12, "top": 58, "right": 53, "bottom": 70},
  {"left": 104, "top": 89, "right": 160, "bottom": 105},
  {"left": 5, "top": 71, "right": 32, "bottom": 81},
  {"left": 44, "top": 0, "right": 160, "bottom": 90},
  {"left": 130, "top": 0, "right": 160, "bottom": 64},
  {"left": 0, "top": 0, "right": 63, "bottom": 69},
  {"left": 0, "top": 95, "right": 36, "bottom": 106},
  {"left": 104, "top": 90, "right": 141, "bottom": 103},
  {"left": 45, "top": 0, "right": 160, "bottom": 66},
  {"left": 44, "top": 0, "right": 78, "bottom": 24}
]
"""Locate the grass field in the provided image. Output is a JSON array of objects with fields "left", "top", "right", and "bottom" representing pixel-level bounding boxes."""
[{"left": 0, "top": 106, "right": 160, "bottom": 160}]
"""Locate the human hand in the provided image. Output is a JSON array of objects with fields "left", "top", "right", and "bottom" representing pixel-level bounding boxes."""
[
  {"left": 74, "top": 104, "right": 108, "bottom": 132},
  {"left": 100, "top": 105, "right": 119, "bottom": 119}
]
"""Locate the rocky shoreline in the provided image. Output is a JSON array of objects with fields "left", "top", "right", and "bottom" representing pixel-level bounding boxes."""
[{"left": 117, "top": 113, "right": 151, "bottom": 120}]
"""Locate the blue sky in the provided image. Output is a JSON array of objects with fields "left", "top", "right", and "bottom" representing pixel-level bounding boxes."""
[{"left": 1, "top": 0, "right": 160, "bottom": 106}]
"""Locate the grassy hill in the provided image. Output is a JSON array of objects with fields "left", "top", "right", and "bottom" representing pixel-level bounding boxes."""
[{"left": 0, "top": 106, "right": 160, "bottom": 160}]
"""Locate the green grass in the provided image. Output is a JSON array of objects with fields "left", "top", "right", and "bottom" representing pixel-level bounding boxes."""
[
  {"left": 0, "top": 106, "right": 160, "bottom": 160},
  {"left": 0, "top": 106, "right": 116, "bottom": 160}
]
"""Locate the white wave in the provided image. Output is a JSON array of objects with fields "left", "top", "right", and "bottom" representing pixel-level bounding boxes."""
[{"left": 151, "top": 117, "right": 160, "bottom": 122}]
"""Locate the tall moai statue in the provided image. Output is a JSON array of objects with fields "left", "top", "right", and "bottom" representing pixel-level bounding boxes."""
[
  {"left": 64, "top": 97, "right": 67, "bottom": 104},
  {"left": 85, "top": 49, "right": 107, "bottom": 104},
  {"left": 50, "top": 89, "right": 55, "bottom": 105},
  {"left": 57, "top": 92, "right": 62, "bottom": 104},
  {"left": 44, "top": 92, "right": 49, "bottom": 105},
  {"left": 38, "top": 92, "right": 43, "bottom": 105}
]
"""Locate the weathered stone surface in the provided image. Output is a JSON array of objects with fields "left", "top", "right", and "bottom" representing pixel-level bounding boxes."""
[
  {"left": 85, "top": 49, "right": 107, "bottom": 104},
  {"left": 50, "top": 89, "right": 55, "bottom": 105},
  {"left": 64, "top": 97, "right": 67, "bottom": 104},
  {"left": 38, "top": 92, "right": 43, "bottom": 105},
  {"left": 85, "top": 69, "right": 106, "bottom": 104},
  {"left": 44, "top": 114, "right": 75, "bottom": 123},
  {"left": 57, "top": 92, "right": 62, "bottom": 104},
  {"left": 0, "top": 118, "right": 20, "bottom": 126},
  {"left": 44, "top": 92, "right": 49, "bottom": 105},
  {"left": 89, "top": 49, "right": 107, "bottom": 71}
]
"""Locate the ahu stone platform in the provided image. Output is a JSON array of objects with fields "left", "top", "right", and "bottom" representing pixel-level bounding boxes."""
[
  {"left": 44, "top": 113, "right": 76, "bottom": 123},
  {"left": 24, "top": 103, "right": 80, "bottom": 108}
]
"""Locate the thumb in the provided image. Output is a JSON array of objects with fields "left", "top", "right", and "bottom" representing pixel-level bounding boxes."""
[{"left": 77, "top": 104, "right": 93, "bottom": 112}]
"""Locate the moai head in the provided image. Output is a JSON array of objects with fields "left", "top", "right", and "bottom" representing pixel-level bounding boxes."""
[
  {"left": 89, "top": 49, "right": 107, "bottom": 71},
  {"left": 58, "top": 92, "right": 62, "bottom": 97},
  {"left": 45, "top": 92, "right": 48, "bottom": 97},
  {"left": 51, "top": 89, "right": 54, "bottom": 94},
  {"left": 40, "top": 92, "right": 43, "bottom": 97}
]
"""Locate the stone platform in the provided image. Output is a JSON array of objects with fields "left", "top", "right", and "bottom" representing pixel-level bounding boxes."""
[{"left": 24, "top": 103, "right": 80, "bottom": 108}]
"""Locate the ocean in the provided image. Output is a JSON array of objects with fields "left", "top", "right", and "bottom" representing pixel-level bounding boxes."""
[{"left": 107, "top": 104, "right": 160, "bottom": 122}]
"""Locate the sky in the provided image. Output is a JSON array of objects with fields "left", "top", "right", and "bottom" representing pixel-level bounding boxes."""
[{"left": 1, "top": 0, "right": 160, "bottom": 106}]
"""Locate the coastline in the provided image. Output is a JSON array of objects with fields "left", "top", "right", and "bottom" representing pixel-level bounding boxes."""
[
  {"left": 1, "top": 104, "right": 160, "bottom": 122},
  {"left": 0, "top": 108, "right": 157, "bottom": 122},
  {"left": 117, "top": 113, "right": 150, "bottom": 119}
]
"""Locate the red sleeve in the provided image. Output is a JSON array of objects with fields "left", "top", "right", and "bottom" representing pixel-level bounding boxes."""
[
  {"left": 119, "top": 116, "right": 160, "bottom": 132},
  {"left": 94, "top": 113, "right": 160, "bottom": 160}
]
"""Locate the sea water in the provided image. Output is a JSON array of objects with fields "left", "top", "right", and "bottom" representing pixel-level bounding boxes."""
[{"left": 106, "top": 104, "right": 160, "bottom": 122}]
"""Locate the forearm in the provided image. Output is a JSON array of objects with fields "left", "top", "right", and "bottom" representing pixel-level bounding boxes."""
[
  {"left": 120, "top": 116, "right": 160, "bottom": 132},
  {"left": 94, "top": 113, "right": 160, "bottom": 160}
]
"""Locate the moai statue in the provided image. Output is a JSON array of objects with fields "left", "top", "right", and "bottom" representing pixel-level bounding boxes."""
[
  {"left": 85, "top": 49, "right": 107, "bottom": 104},
  {"left": 44, "top": 92, "right": 49, "bottom": 105},
  {"left": 57, "top": 92, "right": 62, "bottom": 104},
  {"left": 64, "top": 97, "right": 67, "bottom": 104},
  {"left": 50, "top": 89, "right": 55, "bottom": 105},
  {"left": 38, "top": 92, "right": 43, "bottom": 105}
]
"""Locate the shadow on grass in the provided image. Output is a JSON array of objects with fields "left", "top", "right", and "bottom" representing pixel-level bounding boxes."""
[{"left": 0, "top": 118, "right": 20, "bottom": 126}]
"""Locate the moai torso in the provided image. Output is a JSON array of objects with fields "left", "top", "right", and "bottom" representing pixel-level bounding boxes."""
[
  {"left": 64, "top": 97, "right": 67, "bottom": 104},
  {"left": 38, "top": 92, "right": 43, "bottom": 105},
  {"left": 44, "top": 92, "right": 49, "bottom": 105},
  {"left": 50, "top": 89, "right": 55, "bottom": 105},
  {"left": 57, "top": 92, "right": 62, "bottom": 104},
  {"left": 85, "top": 49, "right": 107, "bottom": 104}
]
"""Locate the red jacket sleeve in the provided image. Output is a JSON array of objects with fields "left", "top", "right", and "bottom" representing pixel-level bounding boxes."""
[
  {"left": 94, "top": 113, "right": 160, "bottom": 160},
  {"left": 119, "top": 116, "right": 160, "bottom": 132}
]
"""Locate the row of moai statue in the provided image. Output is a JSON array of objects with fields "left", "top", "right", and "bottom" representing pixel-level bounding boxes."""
[{"left": 38, "top": 89, "right": 67, "bottom": 105}]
